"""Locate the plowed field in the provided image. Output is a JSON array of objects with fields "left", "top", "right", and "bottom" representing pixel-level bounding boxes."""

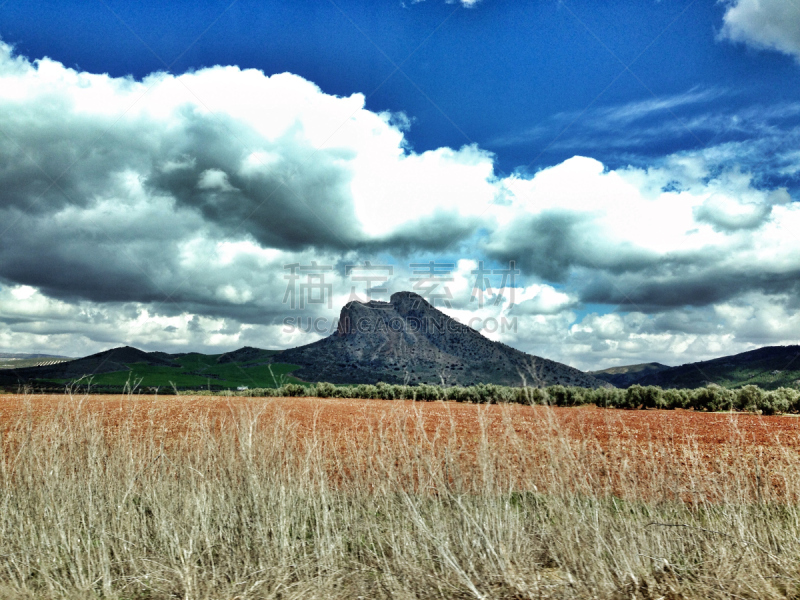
[
  {"left": 2, "top": 393, "right": 799, "bottom": 502},
  {"left": 1, "top": 393, "right": 798, "bottom": 447}
]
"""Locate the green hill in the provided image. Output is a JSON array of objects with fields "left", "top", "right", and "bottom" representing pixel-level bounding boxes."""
[
  {"left": 593, "top": 346, "right": 800, "bottom": 390},
  {"left": 0, "top": 346, "right": 301, "bottom": 392},
  {"left": 589, "top": 362, "right": 671, "bottom": 387}
]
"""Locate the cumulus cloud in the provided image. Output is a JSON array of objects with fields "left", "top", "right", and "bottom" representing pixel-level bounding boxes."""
[
  {"left": 1, "top": 42, "right": 799, "bottom": 369},
  {"left": 720, "top": 0, "right": 800, "bottom": 61},
  {"left": 0, "top": 42, "right": 495, "bottom": 312},
  {"left": 483, "top": 155, "right": 800, "bottom": 310},
  {"left": 550, "top": 290, "right": 800, "bottom": 371}
]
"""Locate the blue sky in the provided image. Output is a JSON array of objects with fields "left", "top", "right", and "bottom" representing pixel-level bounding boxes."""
[
  {"left": 0, "top": 0, "right": 799, "bottom": 369},
  {"left": 5, "top": 0, "right": 798, "bottom": 173}
]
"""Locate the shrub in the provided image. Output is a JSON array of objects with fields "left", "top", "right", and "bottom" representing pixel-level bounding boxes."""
[
  {"left": 264, "top": 379, "right": 797, "bottom": 415},
  {"left": 374, "top": 382, "right": 396, "bottom": 400},
  {"left": 315, "top": 382, "right": 337, "bottom": 398},
  {"left": 623, "top": 385, "right": 644, "bottom": 410},
  {"left": 587, "top": 387, "right": 625, "bottom": 408},
  {"left": 279, "top": 383, "right": 307, "bottom": 397},
  {"left": 528, "top": 387, "right": 548, "bottom": 405},
  {"left": 760, "top": 390, "right": 791, "bottom": 415},
  {"left": 415, "top": 384, "right": 442, "bottom": 401},
  {"left": 510, "top": 386, "right": 546, "bottom": 405},
  {"left": 446, "top": 386, "right": 477, "bottom": 403},
  {"left": 395, "top": 385, "right": 416, "bottom": 400},
  {"left": 661, "top": 388, "right": 688, "bottom": 410},
  {"left": 546, "top": 385, "right": 584, "bottom": 407},
  {"left": 472, "top": 383, "right": 514, "bottom": 404},
  {"left": 692, "top": 384, "right": 734, "bottom": 412},
  {"left": 770, "top": 387, "right": 800, "bottom": 414},
  {"left": 625, "top": 385, "right": 663, "bottom": 410},
  {"left": 354, "top": 384, "right": 378, "bottom": 399},
  {"left": 736, "top": 385, "right": 762, "bottom": 413}
]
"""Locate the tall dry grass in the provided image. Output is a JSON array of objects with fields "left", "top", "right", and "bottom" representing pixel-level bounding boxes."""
[{"left": 0, "top": 393, "right": 799, "bottom": 599}]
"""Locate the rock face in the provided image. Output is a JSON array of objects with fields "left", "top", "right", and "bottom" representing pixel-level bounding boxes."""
[{"left": 275, "top": 291, "right": 606, "bottom": 388}]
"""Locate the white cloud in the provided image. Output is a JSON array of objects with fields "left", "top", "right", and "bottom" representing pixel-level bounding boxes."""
[
  {"left": 484, "top": 155, "right": 799, "bottom": 288},
  {"left": 197, "top": 169, "right": 237, "bottom": 192},
  {"left": 1, "top": 41, "right": 800, "bottom": 369},
  {"left": 720, "top": 0, "right": 800, "bottom": 62}
]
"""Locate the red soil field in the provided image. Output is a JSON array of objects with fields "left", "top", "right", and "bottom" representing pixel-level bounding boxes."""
[
  {"left": 2, "top": 393, "right": 799, "bottom": 501},
  {"left": 1, "top": 393, "right": 798, "bottom": 448}
]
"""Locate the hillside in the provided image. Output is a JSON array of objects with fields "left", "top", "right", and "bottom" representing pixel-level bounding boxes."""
[
  {"left": 589, "top": 362, "right": 671, "bottom": 387},
  {"left": 595, "top": 346, "right": 800, "bottom": 390},
  {"left": 273, "top": 291, "right": 606, "bottom": 388},
  {"left": 0, "top": 346, "right": 299, "bottom": 391}
]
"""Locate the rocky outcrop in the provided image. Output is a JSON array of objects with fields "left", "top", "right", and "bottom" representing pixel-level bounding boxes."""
[{"left": 275, "top": 291, "right": 606, "bottom": 388}]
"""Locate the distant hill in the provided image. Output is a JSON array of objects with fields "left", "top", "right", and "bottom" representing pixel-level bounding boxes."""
[
  {"left": 0, "top": 346, "right": 298, "bottom": 392},
  {"left": 0, "top": 352, "right": 72, "bottom": 359},
  {"left": 217, "top": 346, "right": 279, "bottom": 364},
  {"left": 0, "top": 352, "right": 74, "bottom": 370},
  {"left": 0, "top": 346, "right": 175, "bottom": 380},
  {"left": 273, "top": 291, "right": 606, "bottom": 388},
  {"left": 593, "top": 346, "right": 800, "bottom": 390},
  {"left": 589, "top": 362, "right": 671, "bottom": 388}
]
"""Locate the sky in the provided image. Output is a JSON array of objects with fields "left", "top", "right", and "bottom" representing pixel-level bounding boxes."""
[{"left": 0, "top": 0, "right": 799, "bottom": 370}]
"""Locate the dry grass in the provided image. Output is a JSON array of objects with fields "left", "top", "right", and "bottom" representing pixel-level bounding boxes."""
[{"left": 1, "top": 393, "right": 800, "bottom": 599}]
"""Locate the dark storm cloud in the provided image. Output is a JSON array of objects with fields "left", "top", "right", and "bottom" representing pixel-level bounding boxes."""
[
  {"left": 0, "top": 109, "right": 153, "bottom": 214},
  {"left": 646, "top": 309, "right": 722, "bottom": 336},
  {"left": 144, "top": 109, "right": 365, "bottom": 252},
  {"left": 580, "top": 268, "right": 800, "bottom": 311},
  {"left": 483, "top": 193, "right": 800, "bottom": 312},
  {"left": 0, "top": 204, "right": 304, "bottom": 324},
  {"left": 3, "top": 42, "right": 800, "bottom": 367},
  {"left": 483, "top": 210, "right": 659, "bottom": 282},
  {"left": 0, "top": 99, "right": 366, "bottom": 253},
  {"left": 367, "top": 210, "right": 481, "bottom": 255}
]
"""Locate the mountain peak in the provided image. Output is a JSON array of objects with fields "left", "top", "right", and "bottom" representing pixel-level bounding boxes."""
[{"left": 278, "top": 291, "right": 605, "bottom": 388}]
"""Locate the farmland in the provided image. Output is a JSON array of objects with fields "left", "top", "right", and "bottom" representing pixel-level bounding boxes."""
[
  {"left": 2, "top": 393, "right": 800, "bottom": 599},
  {"left": 1, "top": 350, "right": 304, "bottom": 392},
  {"left": 78, "top": 355, "right": 302, "bottom": 389}
]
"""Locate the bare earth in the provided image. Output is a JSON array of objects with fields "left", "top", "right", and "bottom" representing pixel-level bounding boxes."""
[{"left": 1, "top": 393, "right": 798, "bottom": 448}]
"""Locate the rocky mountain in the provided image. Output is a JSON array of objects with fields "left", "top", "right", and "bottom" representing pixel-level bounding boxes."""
[
  {"left": 0, "top": 294, "right": 608, "bottom": 390},
  {"left": 274, "top": 291, "right": 606, "bottom": 388}
]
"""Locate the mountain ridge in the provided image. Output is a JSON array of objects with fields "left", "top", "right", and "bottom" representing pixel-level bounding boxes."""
[{"left": 592, "top": 346, "right": 800, "bottom": 390}]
